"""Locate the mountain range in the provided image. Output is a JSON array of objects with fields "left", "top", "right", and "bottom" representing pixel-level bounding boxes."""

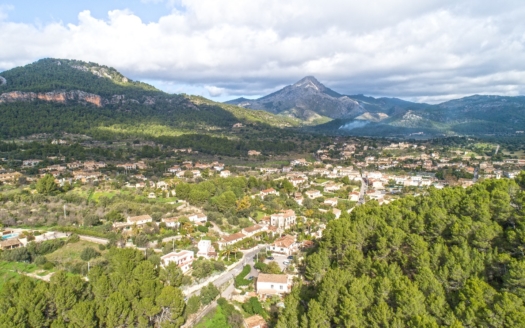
[
  {"left": 226, "top": 76, "right": 525, "bottom": 137},
  {"left": 1, "top": 58, "right": 525, "bottom": 140}
]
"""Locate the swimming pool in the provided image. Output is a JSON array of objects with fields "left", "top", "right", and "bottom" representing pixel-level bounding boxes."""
[{"left": 2, "top": 233, "right": 19, "bottom": 240}]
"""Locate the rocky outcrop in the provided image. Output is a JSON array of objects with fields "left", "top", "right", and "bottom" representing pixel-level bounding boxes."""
[
  {"left": 0, "top": 90, "right": 104, "bottom": 107},
  {"left": 0, "top": 90, "right": 161, "bottom": 107},
  {"left": 0, "top": 76, "right": 6, "bottom": 86}
]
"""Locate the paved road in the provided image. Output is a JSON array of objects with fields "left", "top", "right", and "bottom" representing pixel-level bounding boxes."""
[{"left": 185, "top": 245, "right": 265, "bottom": 298}]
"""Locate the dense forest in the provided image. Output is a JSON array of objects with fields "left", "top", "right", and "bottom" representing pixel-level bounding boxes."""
[
  {"left": 277, "top": 174, "right": 525, "bottom": 327},
  {"left": 0, "top": 247, "right": 187, "bottom": 327}
]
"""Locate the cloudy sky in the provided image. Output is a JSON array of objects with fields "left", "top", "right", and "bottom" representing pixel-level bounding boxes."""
[{"left": 1, "top": 0, "right": 525, "bottom": 103}]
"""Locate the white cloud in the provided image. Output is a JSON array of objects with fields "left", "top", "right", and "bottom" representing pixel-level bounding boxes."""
[
  {"left": 1, "top": 1, "right": 525, "bottom": 103},
  {"left": 205, "top": 85, "right": 225, "bottom": 97}
]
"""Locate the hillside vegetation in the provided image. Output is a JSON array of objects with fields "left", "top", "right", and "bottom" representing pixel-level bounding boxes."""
[{"left": 277, "top": 175, "right": 525, "bottom": 327}]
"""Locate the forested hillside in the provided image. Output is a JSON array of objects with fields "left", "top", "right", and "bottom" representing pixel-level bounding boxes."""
[
  {"left": 277, "top": 175, "right": 525, "bottom": 327},
  {"left": 0, "top": 58, "right": 159, "bottom": 97},
  {"left": 0, "top": 247, "right": 186, "bottom": 327}
]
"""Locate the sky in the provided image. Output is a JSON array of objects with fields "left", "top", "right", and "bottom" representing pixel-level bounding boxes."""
[{"left": 1, "top": 0, "right": 525, "bottom": 103}]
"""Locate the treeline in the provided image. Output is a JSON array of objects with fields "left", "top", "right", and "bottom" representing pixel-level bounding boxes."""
[
  {"left": 277, "top": 173, "right": 525, "bottom": 327},
  {"left": 0, "top": 248, "right": 186, "bottom": 327}
]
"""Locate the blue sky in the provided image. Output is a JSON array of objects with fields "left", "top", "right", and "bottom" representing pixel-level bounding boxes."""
[
  {"left": 1, "top": 0, "right": 174, "bottom": 24},
  {"left": 1, "top": 0, "right": 525, "bottom": 103}
]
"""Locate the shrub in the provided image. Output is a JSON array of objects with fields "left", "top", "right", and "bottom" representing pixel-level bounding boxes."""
[
  {"left": 34, "top": 255, "right": 48, "bottom": 266},
  {"left": 98, "top": 244, "right": 106, "bottom": 251},
  {"left": 80, "top": 247, "right": 101, "bottom": 261},
  {"left": 43, "top": 262, "right": 55, "bottom": 270},
  {"left": 68, "top": 234, "right": 80, "bottom": 243}
]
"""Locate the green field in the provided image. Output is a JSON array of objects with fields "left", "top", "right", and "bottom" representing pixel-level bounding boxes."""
[
  {"left": 0, "top": 261, "right": 40, "bottom": 291},
  {"left": 46, "top": 240, "right": 107, "bottom": 266}
]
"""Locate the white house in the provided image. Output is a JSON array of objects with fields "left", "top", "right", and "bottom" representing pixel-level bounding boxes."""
[
  {"left": 324, "top": 198, "right": 338, "bottom": 207},
  {"left": 127, "top": 214, "right": 153, "bottom": 226},
  {"left": 349, "top": 192, "right": 360, "bottom": 202},
  {"left": 160, "top": 250, "right": 194, "bottom": 274},
  {"left": 220, "top": 170, "right": 231, "bottom": 178},
  {"left": 270, "top": 210, "right": 296, "bottom": 229},
  {"left": 217, "top": 232, "right": 246, "bottom": 250},
  {"left": 305, "top": 189, "right": 322, "bottom": 199},
  {"left": 267, "top": 235, "right": 297, "bottom": 255},
  {"left": 242, "top": 224, "right": 267, "bottom": 237},
  {"left": 256, "top": 274, "right": 291, "bottom": 297},
  {"left": 197, "top": 240, "right": 217, "bottom": 259},
  {"left": 260, "top": 188, "right": 278, "bottom": 198},
  {"left": 188, "top": 213, "right": 207, "bottom": 223},
  {"left": 162, "top": 217, "right": 180, "bottom": 229},
  {"left": 324, "top": 182, "right": 343, "bottom": 192},
  {"left": 168, "top": 165, "right": 181, "bottom": 173}
]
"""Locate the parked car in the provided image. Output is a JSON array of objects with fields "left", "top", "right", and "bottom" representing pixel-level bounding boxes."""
[
  {"left": 287, "top": 255, "right": 294, "bottom": 260},
  {"left": 283, "top": 260, "right": 290, "bottom": 265},
  {"left": 248, "top": 276, "right": 254, "bottom": 280},
  {"left": 267, "top": 256, "right": 275, "bottom": 260}
]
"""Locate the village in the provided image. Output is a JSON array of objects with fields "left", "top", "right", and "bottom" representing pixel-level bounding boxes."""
[{"left": 1, "top": 136, "right": 525, "bottom": 327}]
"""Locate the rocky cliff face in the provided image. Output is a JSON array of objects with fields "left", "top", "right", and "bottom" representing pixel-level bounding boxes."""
[{"left": 0, "top": 90, "right": 160, "bottom": 107}]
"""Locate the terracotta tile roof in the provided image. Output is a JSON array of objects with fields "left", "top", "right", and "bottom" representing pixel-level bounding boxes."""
[
  {"left": 221, "top": 232, "right": 246, "bottom": 243},
  {"left": 245, "top": 315, "right": 268, "bottom": 328},
  {"left": 127, "top": 214, "right": 152, "bottom": 223},
  {"left": 257, "top": 273, "right": 288, "bottom": 284},
  {"left": 273, "top": 235, "right": 295, "bottom": 248},
  {"left": 0, "top": 238, "right": 22, "bottom": 248},
  {"left": 243, "top": 225, "right": 263, "bottom": 233}
]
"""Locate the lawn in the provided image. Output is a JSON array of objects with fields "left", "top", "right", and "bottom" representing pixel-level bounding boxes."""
[
  {"left": 0, "top": 261, "right": 39, "bottom": 291},
  {"left": 46, "top": 240, "right": 107, "bottom": 266}
]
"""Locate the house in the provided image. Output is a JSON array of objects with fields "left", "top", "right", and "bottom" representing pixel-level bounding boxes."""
[
  {"left": 84, "top": 161, "right": 106, "bottom": 170},
  {"left": 289, "top": 176, "right": 307, "bottom": 187},
  {"left": 67, "top": 161, "right": 83, "bottom": 169},
  {"left": 248, "top": 150, "right": 261, "bottom": 156},
  {"left": 218, "top": 232, "right": 246, "bottom": 250},
  {"left": 0, "top": 238, "right": 22, "bottom": 250},
  {"left": 191, "top": 170, "right": 201, "bottom": 178},
  {"left": 162, "top": 217, "right": 180, "bottom": 229},
  {"left": 270, "top": 210, "right": 296, "bottom": 229},
  {"left": 256, "top": 274, "right": 291, "bottom": 297},
  {"left": 268, "top": 235, "right": 297, "bottom": 255},
  {"left": 294, "top": 192, "right": 304, "bottom": 205},
  {"left": 197, "top": 240, "right": 217, "bottom": 259},
  {"left": 291, "top": 158, "right": 309, "bottom": 166},
  {"left": 260, "top": 188, "right": 278, "bottom": 198},
  {"left": 160, "top": 250, "right": 194, "bottom": 274},
  {"left": 349, "top": 192, "right": 360, "bottom": 202},
  {"left": 220, "top": 170, "right": 231, "bottom": 178},
  {"left": 324, "top": 182, "right": 343, "bottom": 192},
  {"left": 135, "top": 161, "right": 148, "bottom": 170},
  {"left": 232, "top": 123, "right": 243, "bottom": 128},
  {"left": 0, "top": 172, "right": 21, "bottom": 183},
  {"left": 168, "top": 165, "right": 181, "bottom": 173},
  {"left": 117, "top": 163, "right": 137, "bottom": 170},
  {"left": 22, "top": 159, "right": 41, "bottom": 167},
  {"left": 127, "top": 215, "right": 153, "bottom": 226},
  {"left": 188, "top": 213, "right": 207, "bottom": 223},
  {"left": 282, "top": 166, "right": 292, "bottom": 173},
  {"left": 324, "top": 198, "right": 338, "bottom": 207},
  {"left": 242, "top": 225, "right": 267, "bottom": 237},
  {"left": 332, "top": 208, "right": 341, "bottom": 219},
  {"left": 148, "top": 192, "right": 156, "bottom": 199},
  {"left": 244, "top": 315, "right": 268, "bottom": 328},
  {"left": 305, "top": 189, "right": 322, "bottom": 199}
]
